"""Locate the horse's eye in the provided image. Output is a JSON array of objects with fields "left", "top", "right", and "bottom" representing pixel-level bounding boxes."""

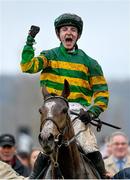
[
  {"left": 62, "top": 107, "right": 68, "bottom": 114},
  {"left": 39, "top": 108, "right": 42, "bottom": 114}
]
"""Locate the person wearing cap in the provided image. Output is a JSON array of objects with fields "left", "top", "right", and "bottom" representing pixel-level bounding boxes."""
[
  {"left": 20, "top": 13, "right": 109, "bottom": 178},
  {"left": 0, "top": 134, "right": 30, "bottom": 177}
]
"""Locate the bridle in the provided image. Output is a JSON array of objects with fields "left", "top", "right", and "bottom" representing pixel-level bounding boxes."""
[
  {"left": 39, "top": 96, "right": 71, "bottom": 148},
  {"left": 39, "top": 95, "right": 89, "bottom": 148}
]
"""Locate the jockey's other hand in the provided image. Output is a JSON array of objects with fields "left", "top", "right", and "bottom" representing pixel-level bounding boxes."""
[
  {"left": 28, "top": 25, "right": 40, "bottom": 38},
  {"left": 79, "top": 109, "right": 95, "bottom": 125}
]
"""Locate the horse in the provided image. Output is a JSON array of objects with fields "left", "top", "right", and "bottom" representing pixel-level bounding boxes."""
[{"left": 38, "top": 80, "right": 100, "bottom": 179}]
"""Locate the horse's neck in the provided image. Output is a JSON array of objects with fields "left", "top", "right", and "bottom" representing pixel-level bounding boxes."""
[{"left": 58, "top": 118, "right": 83, "bottom": 178}]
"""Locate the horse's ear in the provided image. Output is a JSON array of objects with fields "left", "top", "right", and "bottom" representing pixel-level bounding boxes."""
[
  {"left": 42, "top": 86, "right": 50, "bottom": 100},
  {"left": 61, "top": 79, "right": 70, "bottom": 99}
]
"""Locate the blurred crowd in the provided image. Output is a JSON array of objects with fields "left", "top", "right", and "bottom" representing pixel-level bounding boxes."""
[
  {"left": 0, "top": 130, "right": 130, "bottom": 179},
  {"left": 0, "top": 127, "right": 42, "bottom": 178},
  {"left": 100, "top": 131, "right": 130, "bottom": 178}
]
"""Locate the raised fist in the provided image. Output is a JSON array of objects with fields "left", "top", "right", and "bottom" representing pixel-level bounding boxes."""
[{"left": 28, "top": 25, "right": 40, "bottom": 38}]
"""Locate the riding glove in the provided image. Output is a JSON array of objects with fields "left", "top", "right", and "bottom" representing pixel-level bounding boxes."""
[
  {"left": 79, "top": 109, "right": 95, "bottom": 124},
  {"left": 28, "top": 25, "right": 40, "bottom": 38}
]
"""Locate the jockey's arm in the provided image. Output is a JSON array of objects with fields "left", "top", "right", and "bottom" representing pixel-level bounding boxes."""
[
  {"left": 88, "top": 60, "right": 109, "bottom": 117},
  {"left": 20, "top": 35, "right": 49, "bottom": 73}
]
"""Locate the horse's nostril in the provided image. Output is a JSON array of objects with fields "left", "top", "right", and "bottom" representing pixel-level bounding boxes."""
[{"left": 48, "top": 133, "right": 54, "bottom": 141}]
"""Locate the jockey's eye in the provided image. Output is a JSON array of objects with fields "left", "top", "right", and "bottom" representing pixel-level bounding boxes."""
[{"left": 62, "top": 107, "right": 68, "bottom": 114}]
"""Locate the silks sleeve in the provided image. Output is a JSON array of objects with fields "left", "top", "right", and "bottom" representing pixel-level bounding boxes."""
[
  {"left": 20, "top": 35, "right": 48, "bottom": 73},
  {"left": 88, "top": 60, "right": 109, "bottom": 117}
]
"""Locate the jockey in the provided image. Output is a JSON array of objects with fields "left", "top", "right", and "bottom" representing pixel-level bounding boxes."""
[{"left": 20, "top": 13, "right": 109, "bottom": 178}]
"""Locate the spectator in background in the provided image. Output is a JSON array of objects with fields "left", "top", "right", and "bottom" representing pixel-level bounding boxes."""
[
  {"left": 30, "top": 148, "right": 41, "bottom": 169},
  {"left": 104, "top": 131, "right": 130, "bottom": 177},
  {"left": 0, "top": 134, "right": 30, "bottom": 177},
  {"left": 17, "top": 151, "right": 31, "bottom": 172},
  {"left": 17, "top": 126, "right": 33, "bottom": 158},
  {"left": 101, "top": 135, "right": 112, "bottom": 159}
]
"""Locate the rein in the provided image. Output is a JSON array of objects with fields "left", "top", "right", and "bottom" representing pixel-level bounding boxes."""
[
  {"left": 41, "top": 96, "right": 121, "bottom": 150},
  {"left": 70, "top": 110, "right": 121, "bottom": 130},
  {"left": 40, "top": 114, "right": 87, "bottom": 152}
]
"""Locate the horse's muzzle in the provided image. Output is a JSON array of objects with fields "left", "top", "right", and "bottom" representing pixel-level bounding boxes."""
[{"left": 38, "top": 132, "right": 54, "bottom": 154}]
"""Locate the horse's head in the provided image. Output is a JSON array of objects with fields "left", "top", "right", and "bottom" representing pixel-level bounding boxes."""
[{"left": 38, "top": 80, "right": 70, "bottom": 154}]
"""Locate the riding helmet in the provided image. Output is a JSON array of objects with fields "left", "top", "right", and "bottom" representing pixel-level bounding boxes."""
[{"left": 54, "top": 13, "right": 83, "bottom": 36}]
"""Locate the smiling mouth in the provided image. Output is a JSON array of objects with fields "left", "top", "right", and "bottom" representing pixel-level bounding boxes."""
[{"left": 65, "top": 37, "right": 73, "bottom": 43}]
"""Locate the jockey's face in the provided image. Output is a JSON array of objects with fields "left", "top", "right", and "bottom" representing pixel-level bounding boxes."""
[{"left": 58, "top": 26, "right": 79, "bottom": 50}]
